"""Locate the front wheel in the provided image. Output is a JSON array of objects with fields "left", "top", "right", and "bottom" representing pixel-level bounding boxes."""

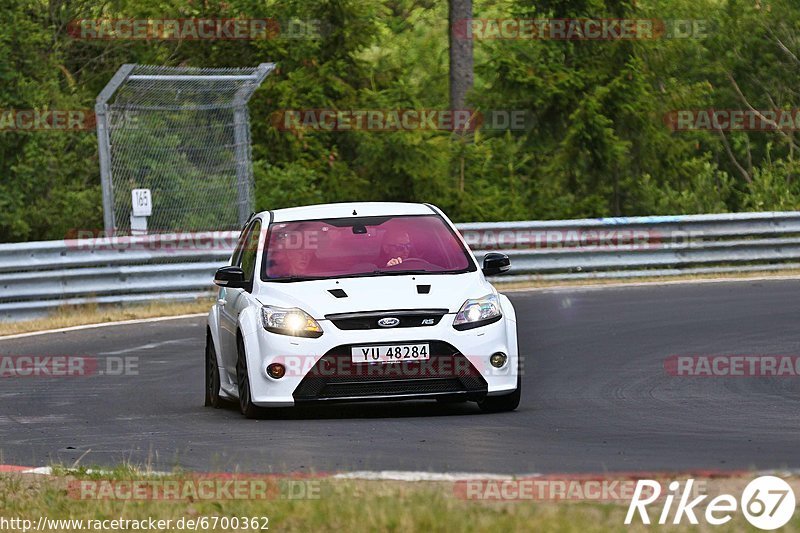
[
  {"left": 478, "top": 373, "right": 521, "bottom": 413},
  {"left": 204, "top": 335, "right": 222, "bottom": 408},
  {"left": 236, "top": 335, "right": 261, "bottom": 419}
]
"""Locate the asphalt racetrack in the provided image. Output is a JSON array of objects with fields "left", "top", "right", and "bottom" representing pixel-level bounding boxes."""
[{"left": 2, "top": 279, "right": 799, "bottom": 475}]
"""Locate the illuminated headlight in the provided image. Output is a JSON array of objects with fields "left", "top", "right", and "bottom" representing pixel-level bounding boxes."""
[
  {"left": 453, "top": 294, "right": 502, "bottom": 331},
  {"left": 261, "top": 306, "right": 323, "bottom": 338}
]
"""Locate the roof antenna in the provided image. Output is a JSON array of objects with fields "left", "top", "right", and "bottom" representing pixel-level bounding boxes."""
[{"left": 352, "top": 209, "right": 357, "bottom": 215}]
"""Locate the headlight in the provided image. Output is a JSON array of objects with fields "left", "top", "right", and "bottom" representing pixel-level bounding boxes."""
[
  {"left": 261, "top": 306, "right": 323, "bottom": 338},
  {"left": 453, "top": 293, "right": 502, "bottom": 330}
]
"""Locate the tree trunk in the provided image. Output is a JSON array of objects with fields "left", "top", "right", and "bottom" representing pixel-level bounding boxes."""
[
  {"left": 449, "top": 0, "right": 473, "bottom": 193},
  {"left": 448, "top": 0, "right": 473, "bottom": 113}
]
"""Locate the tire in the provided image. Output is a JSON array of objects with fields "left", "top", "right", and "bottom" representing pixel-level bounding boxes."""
[
  {"left": 236, "top": 334, "right": 261, "bottom": 419},
  {"left": 478, "top": 372, "right": 521, "bottom": 413},
  {"left": 204, "top": 334, "right": 222, "bottom": 408}
]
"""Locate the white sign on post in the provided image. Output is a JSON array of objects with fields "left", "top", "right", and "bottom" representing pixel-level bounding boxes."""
[
  {"left": 131, "top": 189, "right": 152, "bottom": 235},
  {"left": 131, "top": 189, "right": 152, "bottom": 217}
]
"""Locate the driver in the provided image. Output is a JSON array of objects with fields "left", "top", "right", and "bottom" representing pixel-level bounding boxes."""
[
  {"left": 269, "top": 226, "right": 317, "bottom": 277},
  {"left": 380, "top": 228, "right": 413, "bottom": 267},
  {"left": 285, "top": 247, "right": 314, "bottom": 274},
  {"left": 270, "top": 247, "right": 315, "bottom": 277}
]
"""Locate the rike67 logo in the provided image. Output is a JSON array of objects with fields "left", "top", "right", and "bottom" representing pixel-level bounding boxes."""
[{"left": 625, "top": 476, "right": 796, "bottom": 530}]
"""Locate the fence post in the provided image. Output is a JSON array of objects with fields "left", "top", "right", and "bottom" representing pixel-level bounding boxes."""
[{"left": 95, "top": 64, "right": 135, "bottom": 235}]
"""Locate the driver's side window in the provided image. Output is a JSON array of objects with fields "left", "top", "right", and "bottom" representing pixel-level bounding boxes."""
[
  {"left": 239, "top": 220, "right": 261, "bottom": 285},
  {"left": 231, "top": 226, "right": 250, "bottom": 267}
]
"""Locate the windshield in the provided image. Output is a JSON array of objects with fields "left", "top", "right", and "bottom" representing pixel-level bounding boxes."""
[{"left": 262, "top": 214, "right": 475, "bottom": 281}]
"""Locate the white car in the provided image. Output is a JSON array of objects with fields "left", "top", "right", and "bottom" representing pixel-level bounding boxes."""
[{"left": 205, "top": 202, "right": 520, "bottom": 418}]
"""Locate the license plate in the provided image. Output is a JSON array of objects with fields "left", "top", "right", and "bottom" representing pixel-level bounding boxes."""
[{"left": 351, "top": 344, "right": 430, "bottom": 363}]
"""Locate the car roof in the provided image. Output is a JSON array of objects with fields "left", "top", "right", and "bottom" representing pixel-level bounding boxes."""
[{"left": 264, "top": 202, "right": 437, "bottom": 223}]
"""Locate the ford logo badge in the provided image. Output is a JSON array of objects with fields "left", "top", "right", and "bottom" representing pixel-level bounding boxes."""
[{"left": 378, "top": 317, "right": 400, "bottom": 328}]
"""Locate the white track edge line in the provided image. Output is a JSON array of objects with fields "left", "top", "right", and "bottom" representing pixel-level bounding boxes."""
[
  {"left": 332, "top": 471, "right": 518, "bottom": 481},
  {"left": 501, "top": 274, "right": 800, "bottom": 294},
  {"left": 0, "top": 313, "right": 207, "bottom": 341}
]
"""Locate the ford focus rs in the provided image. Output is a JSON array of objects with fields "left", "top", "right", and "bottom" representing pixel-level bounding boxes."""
[{"left": 205, "top": 202, "right": 520, "bottom": 418}]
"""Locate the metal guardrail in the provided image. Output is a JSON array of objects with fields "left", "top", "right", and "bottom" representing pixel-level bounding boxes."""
[{"left": 2, "top": 211, "right": 800, "bottom": 320}]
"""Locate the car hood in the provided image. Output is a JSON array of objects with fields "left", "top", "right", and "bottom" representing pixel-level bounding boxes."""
[{"left": 255, "top": 272, "right": 491, "bottom": 319}]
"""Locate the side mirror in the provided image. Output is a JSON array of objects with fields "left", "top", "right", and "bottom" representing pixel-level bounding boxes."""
[
  {"left": 214, "top": 266, "right": 248, "bottom": 289},
  {"left": 481, "top": 252, "right": 511, "bottom": 276}
]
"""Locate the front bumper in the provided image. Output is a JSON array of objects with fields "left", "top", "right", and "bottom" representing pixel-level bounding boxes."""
[
  {"left": 292, "top": 341, "right": 488, "bottom": 403},
  {"left": 241, "top": 314, "right": 518, "bottom": 407}
]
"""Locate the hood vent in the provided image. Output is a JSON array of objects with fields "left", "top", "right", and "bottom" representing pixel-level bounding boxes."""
[
  {"left": 328, "top": 289, "right": 348, "bottom": 298},
  {"left": 416, "top": 285, "right": 431, "bottom": 294}
]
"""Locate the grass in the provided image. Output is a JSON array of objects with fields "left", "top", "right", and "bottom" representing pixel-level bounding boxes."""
[
  {"left": 4, "top": 469, "right": 792, "bottom": 532},
  {"left": 0, "top": 298, "right": 214, "bottom": 337}
]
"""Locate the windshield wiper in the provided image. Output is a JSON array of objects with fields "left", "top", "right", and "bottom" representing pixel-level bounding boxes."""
[
  {"left": 268, "top": 275, "right": 328, "bottom": 282},
  {"left": 370, "top": 269, "right": 431, "bottom": 276}
]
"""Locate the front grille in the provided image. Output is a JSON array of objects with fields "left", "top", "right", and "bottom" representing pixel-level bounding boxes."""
[
  {"left": 293, "top": 341, "right": 487, "bottom": 402},
  {"left": 320, "top": 378, "right": 464, "bottom": 398},
  {"left": 326, "top": 309, "right": 449, "bottom": 330}
]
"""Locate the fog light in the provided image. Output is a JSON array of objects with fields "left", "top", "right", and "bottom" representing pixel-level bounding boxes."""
[
  {"left": 490, "top": 352, "right": 507, "bottom": 368},
  {"left": 267, "top": 363, "right": 286, "bottom": 379}
]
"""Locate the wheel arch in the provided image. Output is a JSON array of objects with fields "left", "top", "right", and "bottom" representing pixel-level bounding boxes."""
[
  {"left": 236, "top": 305, "right": 263, "bottom": 391},
  {"left": 206, "top": 309, "right": 224, "bottom": 369}
]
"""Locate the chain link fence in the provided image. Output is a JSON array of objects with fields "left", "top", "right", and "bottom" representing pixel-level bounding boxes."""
[{"left": 95, "top": 63, "right": 274, "bottom": 236}]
